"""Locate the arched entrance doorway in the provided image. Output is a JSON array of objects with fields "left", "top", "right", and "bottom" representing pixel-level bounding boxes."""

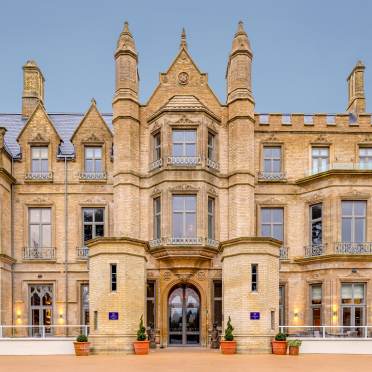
[{"left": 168, "top": 284, "right": 200, "bottom": 345}]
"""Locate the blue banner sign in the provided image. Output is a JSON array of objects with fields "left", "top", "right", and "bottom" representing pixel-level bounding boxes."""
[
  {"left": 109, "top": 312, "right": 119, "bottom": 320},
  {"left": 250, "top": 312, "right": 260, "bottom": 320}
]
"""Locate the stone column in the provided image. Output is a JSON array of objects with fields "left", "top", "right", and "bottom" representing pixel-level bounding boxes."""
[
  {"left": 88, "top": 237, "right": 147, "bottom": 353},
  {"left": 221, "top": 237, "right": 280, "bottom": 353}
]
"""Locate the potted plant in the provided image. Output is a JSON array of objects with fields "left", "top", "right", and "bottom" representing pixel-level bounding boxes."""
[
  {"left": 133, "top": 315, "right": 150, "bottom": 355},
  {"left": 288, "top": 339, "right": 302, "bottom": 355},
  {"left": 272, "top": 332, "right": 288, "bottom": 355},
  {"left": 220, "top": 316, "right": 237, "bottom": 354},
  {"left": 73, "top": 334, "right": 90, "bottom": 356}
]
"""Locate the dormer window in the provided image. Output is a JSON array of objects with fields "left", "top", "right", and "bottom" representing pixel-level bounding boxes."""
[
  {"left": 79, "top": 146, "right": 106, "bottom": 181},
  {"left": 168, "top": 129, "right": 200, "bottom": 166},
  {"left": 31, "top": 146, "right": 48, "bottom": 173}
]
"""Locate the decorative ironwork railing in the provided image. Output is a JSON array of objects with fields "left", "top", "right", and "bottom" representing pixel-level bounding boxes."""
[
  {"left": 78, "top": 172, "right": 107, "bottom": 180},
  {"left": 24, "top": 171, "right": 53, "bottom": 181},
  {"left": 334, "top": 242, "right": 372, "bottom": 255},
  {"left": 23, "top": 247, "right": 56, "bottom": 260},
  {"left": 206, "top": 158, "right": 220, "bottom": 171},
  {"left": 149, "top": 158, "right": 163, "bottom": 171},
  {"left": 167, "top": 156, "right": 201, "bottom": 166},
  {"left": 305, "top": 244, "right": 326, "bottom": 257},
  {"left": 307, "top": 162, "right": 372, "bottom": 176},
  {"left": 76, "top": 246, "right": 89, "bottom": 259},
  {"left": 258, "top": 171, "right": 286, "bottom": 181},
  {"left": 279, "top": 246, "right": 288, "bottom": 260},
  {"left": 149, "top": 237, "right": 219, "bottom": 248}
]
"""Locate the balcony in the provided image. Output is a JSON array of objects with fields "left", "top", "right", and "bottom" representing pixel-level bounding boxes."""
[
  {"left": 306, "top": 162, "right": 372, "bottom": 177},
  {"left": 258, "top": 171, "right": 287, "bottom": 181},
  {"left": 305, "top": 244, "right": 326, "bottom": 257},
  {"left": 76, "top": 246, "right": 89, "bottom": 259},
  {"left": 78, "top": 171, "right": 107, "bottom": 181},
  {"left": 206, "top": 158, "right": 220, "bottom": 171},
  {"left": 24, "top": 171, "right": 53, "bottom": 182},
  {"left": 334, "top": 242, "right": 372, "bottom": 255},
  {"left": 279, "top": 246, "right": 288, "bottom": 260},
  {"left": 167, "top": 156, "right": 201, "bottom": 166},
  {"left": 23, "top": 247, "right": 56, "bottom": 260},
  {"left": 149, "top": 158, "right": 163, "bottom": 171},
  {"left": 149, "top": 237, "right": 219, "bottom": 248}
]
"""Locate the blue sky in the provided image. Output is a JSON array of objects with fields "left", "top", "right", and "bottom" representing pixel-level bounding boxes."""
[{"left": 0, "top": 0, "right": 371, "bottom": 113}]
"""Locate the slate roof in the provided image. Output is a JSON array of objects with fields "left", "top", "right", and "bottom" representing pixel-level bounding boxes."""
[{"left": 0, "top": 113, "right": 113, "bottom": 158}]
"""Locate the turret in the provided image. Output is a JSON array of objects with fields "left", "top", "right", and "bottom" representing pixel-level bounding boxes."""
[
  {"left": 346, "top": 60, "right": 366, "bottom": 113},
  {"left": 22, "top": 60, "right": 45, "bottom": 117}
]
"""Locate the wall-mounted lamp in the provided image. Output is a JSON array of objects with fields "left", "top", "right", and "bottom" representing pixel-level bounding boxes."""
[
  {"left": 59, "top": 314, "right": 64, "bottom": 319},
  {"left": 294, "top": 312, "right": 299, "bottom": 319},
  {"left": 16, "top": 313, "right": 21, "bottom": 320},
  {"left": 333, "top": 311, "right": 337, "bottom": 317}
]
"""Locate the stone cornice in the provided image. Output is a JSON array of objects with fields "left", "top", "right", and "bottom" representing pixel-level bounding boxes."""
[
  {"left": 0, "top": 253, "right": 16, "bottom": 265},
  {"left": 296, "top": 169, "right": 372, "bottom": 185},
  {"left": 86, "top": 236, "right": 149, "bottom": 249},
  {"left": 294, "top": 254, "right": 372, "bottom": 264},
  {"left": 0, "top": 167, "right": 16, "bottom": 184},
  {"left": 221, "top": 236, "right": 282, "bottom": 249}
]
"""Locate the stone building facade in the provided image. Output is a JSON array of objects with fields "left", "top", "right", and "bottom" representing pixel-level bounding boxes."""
[{"left": 0, "top": 21, "right": 371, "bottom": 353}]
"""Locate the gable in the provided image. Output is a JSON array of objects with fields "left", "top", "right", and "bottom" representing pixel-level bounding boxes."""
[{"left": 145, "top": 47, "right": 223, "bottom": 118}]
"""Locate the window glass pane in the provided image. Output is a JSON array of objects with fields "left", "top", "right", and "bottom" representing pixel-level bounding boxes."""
[
  {"left": 185, "top": 196, "right": 196, "bottom": 211},
  {"left": 312, "top": 221, "right": 322, "bottom": 245},
  {"left": 173, "top": 143, "right": 183, "bottom": 157},
  {"left": 312, "top": 204, "right": 322, "bottom": 220},
  {"left": 271, "top": 147, "right": 281, "bottom": 158},
  {"left": 173, "top": 196, "right": 183, "bottom": 211},
  {"left": 185, "top": 213, "right": 196, "bottom": 237},
  {"left": 85, "top": 159, "right": 94, "bottom": 172},
  {"left": 94, "top": 148, "right": 102, "bottom": 158},
  {"left": 42, "top": 225, "right": 51, "bottom": 247},
  {"left": 95, "top": 159, "right": 102, "bottom": 172},
  {"left": 261, "top": 225, "right": 271, "bottom": 237},
  {"left": 341, "top": 284, "right": 352, "bottom": 304},
  {"left": 85, "top": 148, "right": 94, "bottom": 159},
  {"left": 273, "top": 225, "right": 283, "bottom": 240},
  {"left": 173, "top": 213, "right": 183, "bottom": 237},
  {"left": 31, "top": 147, "right": 40, "bottom": 158},
  {"left": 41, "top": 208, "right": 51, "bottom": 223},
  {"left": 272, "top": 208, "right": 283, "bottom": 223},
  {"left": 311, "top": 285, "right": 322, "bottom": 304},
  {"left": 261, "top": 209, "right": 271, "bottom": 223},
  {"left": 173, "top": 130, "right": 184, "bottom": 142},
  {"left": 84, "top": 225, "right": 93, "bottom": 242},
  {"left": 40, "top": 147, "right": 48, "bottom": 158},
  {"left": 342, "top": 201, "right": 353, "bottom": 215},
  {"left": 29, "top": 209, "right": 40, "bottom": 223},
  {"left": 185, "top": 143, "right": 196, "bottom": 156},
  {"left": 41, "top": 159, "right": 48, "bottom": 172},
  {"left": 342, "top": 218, "right": 352, "bottom": 242},
  {"left": 95, "top": 224, "right": 104, "bottom": 238},
  {"left": 94, "top": 208, "right": 104, "bottom": 222},
  {"left": 184, "top": 130, "right": 196, "bottom": 142},
  {"left": 354, "top": 284, "right": 364, "bottom": 304},
  {"left": 263, "top": 159, "right": 271, "bottom": 172},
  {"left": 32, "top": 159, "right": 40, "bottom": 172},
  {"left": 83, "top": 209, "right": 93, "bottom": 222},
  {"left": 355, "top": 218, "right": 365, "bottom": 242},
  {"left": 272, "top": 160, "right": 281, "bottom": 172},
  {"left": 355, "top": 201, "right": 366, "bottom": 216},
  {"left": 30, "top": 225, "right": 40, "bottom": 247}
]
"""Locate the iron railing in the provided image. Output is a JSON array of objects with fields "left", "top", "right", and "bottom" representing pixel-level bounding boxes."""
[
  {"left": 149, "top": 237, "right": 219, "bottom": 248},
  {"left": 76, "top": 246, "right": 89, "bottom": 259},
  {"left": 258, "top": 171, "right": 286, "bottom": 181},
  {"left": 305, "top": 244, "right": 326, "bottom": 257},
  {"left": 78, "top": 171, "right": 107, "bottom": 180},
  {"left": 167, "top": 156, "right": 201, "bottom": 166},
  {"left": 149, "top": 158, "right": 163, "bottom": 171},
  {"left": 24, "top": 171, "right": 53, "bottom": 181},
  {"left": 334, "top": 242, "right": 372, "bottom": 255},
  {"left": 0, "top": 325, "right": 89, "bottom": 338},
  {"left": 23, "top": 247, "right": 56, "bottom": 260},
  {"left": 206, "top": 158, "right": 220, "bottom": 171},
  {"left": 279, "top": 246, "right": 288, "bottom": 260}
]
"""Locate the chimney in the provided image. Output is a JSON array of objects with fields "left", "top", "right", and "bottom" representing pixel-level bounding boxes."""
[
  {"left": 22, "top": 60, "right": 45, "bottom": 117},
  {"left": 346, "top": 60, "right": 366, "bottom": 113}
]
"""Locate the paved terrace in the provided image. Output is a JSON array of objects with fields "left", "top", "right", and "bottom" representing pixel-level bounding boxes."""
[{"left": 1, "top": 350, "right": 372, "bottom": 372}]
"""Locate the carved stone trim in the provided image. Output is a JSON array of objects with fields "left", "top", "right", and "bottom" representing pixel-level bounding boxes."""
[
  {"left": 82, "top": 133, "right": 103, "bottom": 144},
  {"left": 169, "top": 184, "right": 200, "bottom": 192},
  {"left": 28, "top": 133, "right": 49, "bottom": 144}
]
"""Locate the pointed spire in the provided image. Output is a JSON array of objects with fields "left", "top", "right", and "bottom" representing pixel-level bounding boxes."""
[
  {"left": 116, "top": 21, "right": 136, "bottom": 54},
  {"left": 231, "top": 20, "right": 252, "bottom": 56},
  {"left": 91, "top": 97, "right": 96, "bottom": 106},
  {"left": 122, "top": 21, "right": 132, "bottom": 36},
  {"left": 180, "top": 27, "right": 187, "bottom": 49}
]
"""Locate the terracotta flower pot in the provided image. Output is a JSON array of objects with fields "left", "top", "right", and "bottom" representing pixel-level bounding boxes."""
[
  {"left": 133, "top": 340, "right": 150, "bottom": 355},
  {"left": 73, "top": 341, "right": 90, "bottom": 356},
  {"left": 289, "top": 345, "right": 299, "bottom": 355},
  {"left": 220, "top": 340, "right": 237, "bottom": 354},
  {"left": 271, "top": 340, "right": 288, "bottom": 355}
]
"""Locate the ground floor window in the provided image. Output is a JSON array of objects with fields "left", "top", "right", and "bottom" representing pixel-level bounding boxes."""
[
  {"left": 310, "top": 284, "right": 322, "bottom": 327},
  {"left": 147, "top": 281, "right": 156, "bottom": 329},
  {"left": 212, "top": 281, "right": 222, "bottom": 329},
  {"left": 341, "top": 283, "right": 366, "bottom": 336},
  {"left": 29, "top": 284, "right": 53, "bottom": 336},
  {"left": 81, "top": 284, "right": 89, "bottom": 327},
  {"left": 279, "top": 285, "right": 285, "bottom": 326}
]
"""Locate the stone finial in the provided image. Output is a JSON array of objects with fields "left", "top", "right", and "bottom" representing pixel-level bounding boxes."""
[
  {"left": 180, "top": 28, "right": 187, "bottom": 49},
  {"left": 122, "top": 21, "right": 132, "bottom": 36},
  {"left": 235, "top": 20, "right": 247, "bottom": 37},
  {"left": 0, "top": 127, "right": 6, "bottom": 149},
  {"left": 91, "top": 98, "right": 97, "bottom": 105},
  {"left": 231, "top": 20, "right": 252, "bottom": 54},
  {"left": 116, "top": 21, "right": 136, "bottom": 53}
]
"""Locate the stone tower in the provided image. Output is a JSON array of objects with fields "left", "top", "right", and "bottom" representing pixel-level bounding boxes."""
[
  {"left": 112, "top": 21, "right": 140, "bottom": 237},
  {"left": 22, "top": 60, "right": 45, "bottom": 117}
]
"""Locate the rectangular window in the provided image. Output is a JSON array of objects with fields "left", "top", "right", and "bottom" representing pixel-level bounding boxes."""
[
  {"left": 83, "top": 208, "right": 104, "bottom": 244},
  {"left": 251, "top": 264, "right": 258, "bottom": 291},
  {"left": 207, "top": 132, "right": 216, "bottom": 161},
  {"left": 341, "top": 283, "right": 366, "bottom": 335},
  {"left": 312, "top": 147, "right": 329, "bottom": 174},
  {"left": 29, "top": 208, "right": 51, "bottom": 248},
  {"left": 310, "top": 284, "right": 322, "bottom": 327},
  {"left": 263, "top": 146, "right": 282, "bottom": 173},
  {"left": 85, "top": 146, "right": 102, "bottom": 173},
  {"left": 172, "top": 195, "right": 197, "bottom": 239},
  {"left": 341, "top": 201, "right": 366, "bottom": 243},
  {"left": 208, "top": 197, "right": 215, "bottom": 240},
  {"left": 261, "top": 208, "right": 284, "bottom": 241},
  {"left": 310, "top": 204, "right": 322, "bottom": 246},
  {"left": 81, "top": 284, "right": 89, "bottom": 326},
  {"left": 110, "top": 264, "right": 117, "bottom": 292},
  {"left": 153, "top": 132, "right": 161, "bottom": 161},
  {"left": 146, "top": 281, "right": 156, "bottom": 328},
  {"left": 31, "top": 147, "right": 48, "bottom": 173},
  {"left": 279, "top": 285, "right": 285, "bottom": 326},
  {"left": 94, "top": 311, "right": 98, "bottom": 331},
  {"left": 29, "top": 284, "right": 53, "bottom": 336},
  {"left": 172, "top": 129, "right": 196, "bottom": 157},
  {"left": 213, "top": 281, "right": 222, "bottom": 328},
  {"left": 359, "top": 147, "right": 372, "bottom": 169},
  {"left": 271, "top": 311, "right": 275, "bottom": 330},
  {"left": 153, "top": 197, "right": 161, "bottom": 240}
]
